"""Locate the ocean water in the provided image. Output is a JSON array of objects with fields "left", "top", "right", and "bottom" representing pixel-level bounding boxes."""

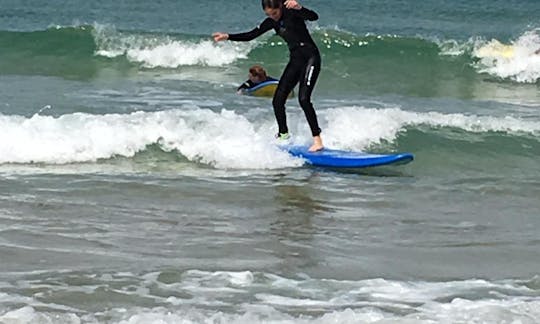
[{"left": 1, "top": 0, "right": 540, "bottom": 323}]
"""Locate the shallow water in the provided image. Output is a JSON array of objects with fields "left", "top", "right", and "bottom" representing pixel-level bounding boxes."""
[{"left": 1, "top": 0, "right": 540, "bottom": 322}]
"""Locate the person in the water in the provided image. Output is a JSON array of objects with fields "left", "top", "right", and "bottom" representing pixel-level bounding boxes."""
[
  {"left": 213, "top": 0, "right": 323, "bottom": 151},
  {"left": 237, "top": 65, "right": 277, "bottom": 94}
]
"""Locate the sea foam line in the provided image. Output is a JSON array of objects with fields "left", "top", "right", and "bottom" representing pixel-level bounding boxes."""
[
  {"left": 322, "top": 106, "right": 540, "bottom": 150},
  {"left": 1, "top": 271, "right": 539, "bottom": 324},
  {"left": 0, "top": 106, "right": 538, "bottom": 166},
  {"left": 92, "top": 24, "right": 256, "bottom": 67},
  {"left": 0, "top": 109, "right": 297, "bottom": 169}
]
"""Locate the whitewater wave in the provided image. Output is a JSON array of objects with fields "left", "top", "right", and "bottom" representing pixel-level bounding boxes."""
[
  {"left": 2, "top": 23, "right": 539, "bottom": 84},
  {"left": 1, "top": 105, "right": 539, "bottom": 168},
  {"left": 92, "top": 24, "right": 255, "bottom": 67},
  {"left": 1, "top": 270, "right": 539, "bottom": 324},
  {"left": 0, "top": 108, "right": 300, "bottom": 169},
  {"left": 322, "top": 106, "right": 540, "bottom": 150},
  {"left": 472, "top": 29, "right": 540, "bottom": 83}
]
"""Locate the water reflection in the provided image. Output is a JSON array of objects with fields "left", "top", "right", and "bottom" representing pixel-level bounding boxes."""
[{"left": 269, "top": 181, "right": 335, "bottom": 273}]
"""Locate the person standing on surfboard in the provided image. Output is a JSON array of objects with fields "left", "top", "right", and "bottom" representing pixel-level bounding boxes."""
[{"left": 213, "top": 0, "right": 324, "bottom": 152}]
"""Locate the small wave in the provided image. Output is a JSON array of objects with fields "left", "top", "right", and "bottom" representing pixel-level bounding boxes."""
[
  {"left": 321, "top": 106, "right": 540, "bottom": 151},
  {"left": 92, "top": 24, "right": 255, "bottom": 67},
  {"left": 0, "top": 108, "right": 299, "bottom": 169},
  {"left": 472, "top": 29, "right": 540, "bottom": 83},
  {"left": 0, "top": 106, "right": 538, "bottom": 168},
  {"left": 1, "top": 271, "right": 539, "bottom": 324},
  {"left": 2, "top": 24, "right": 538, "bottom": 84}
]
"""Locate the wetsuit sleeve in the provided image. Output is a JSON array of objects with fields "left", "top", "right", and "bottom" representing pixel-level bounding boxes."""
[
  {"left": 228, "top": 18, "right": 274, "bottom": 41},
  {"left": 294, "top": 7, "right": 318, "bottom": 21},
  {"left": 237, "top": 81, "right": 252, "bottom": 91}
]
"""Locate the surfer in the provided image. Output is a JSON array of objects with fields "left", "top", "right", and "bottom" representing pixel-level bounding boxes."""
[
  {"left": 237, "top": 65, "right": 277, "bottom": 94},
  {"left": 213, "top": 0, "right": 324, "bottom": 152}
]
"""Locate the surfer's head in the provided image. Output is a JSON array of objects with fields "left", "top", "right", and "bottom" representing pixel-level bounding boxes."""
[
  {"left": 262, "top": 0, "right": 283, "bottom": 21},
  {"left": 261, "top": 0, "right": 283, "bottom": 9},
  {"left": 249, "top": 65, "right": 268, "bottom": 83}
]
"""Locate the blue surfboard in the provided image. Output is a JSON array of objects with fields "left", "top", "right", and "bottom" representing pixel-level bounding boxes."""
[{"left": 285, "top": 145, "right": 414, "bottom": 168}]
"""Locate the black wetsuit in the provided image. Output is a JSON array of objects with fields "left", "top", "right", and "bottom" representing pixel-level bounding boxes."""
[{"left": 228, "top": 6, "right": 321, "bottom": 136}]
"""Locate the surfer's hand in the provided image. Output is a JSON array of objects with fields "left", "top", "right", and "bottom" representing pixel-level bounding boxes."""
[
  {"left": 212, "top": 32, "right": 229, "bottom": 42},
  {"left": 284, "top": 0, "right": 302, "bottom": 10}
]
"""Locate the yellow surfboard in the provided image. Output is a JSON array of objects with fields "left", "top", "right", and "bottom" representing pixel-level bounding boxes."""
[
  {"left": 476, "top": 40, "right": 515, "bottom": 59},
  {"left": 243, "top": 80, "right": 294, "bottom": 98}
]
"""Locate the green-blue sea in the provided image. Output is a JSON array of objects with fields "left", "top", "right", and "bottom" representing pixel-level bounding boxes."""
[{"left": 1, "top": 1, "right": 540, "bottom": 323}]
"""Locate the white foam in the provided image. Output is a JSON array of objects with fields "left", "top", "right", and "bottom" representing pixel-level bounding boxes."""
[
  {"left": 222, "top": 271, "right": 255, "bottom": 287},
  {"left": 3, "top": 301, "right": 540, "bottom": 324},
  {"left": 2, "top": 272, "right": 540, "bottom": 324},
  {"left": 473, "top": 29, "right": 540, "bottom": 83},
  {"left": 321, "top": 106, "right": 540, "bottom": 151},
  {"left": 125, "top": 41, "right": 252, "bottom": 68},
  {"left": 0, "top": 109, "right": 300, "bottom": 169},
  {"left": 421, "top": 298, "right": 540, "bottom": 324},
  {"left": 113, "top": 307, "right": 388, "bottom": 324},
  {"left": 437, "top": 38, "right": 473, "bottom": 56},
  {"left": 180, "top": 270, "right": 255, "bottom": 288},
  {"left": 0, "top": 306, "right": 83, "bottom": 324},
  {"left": 92, "top": 23, "right": 255, "bottom": 67},
  {"left": 1, "top": 106, "right": 539, "bottom": 168}
]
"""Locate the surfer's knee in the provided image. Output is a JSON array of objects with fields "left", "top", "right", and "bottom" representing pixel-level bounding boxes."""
[
  {"left": 272, "top": 96, "right": 281, "bottom": 109},
  {"left": 298, "top": 95, "right": 312, "bottom": 109},
  {"left": 272, "top": 90, "right": 288, "bottom": 109}
]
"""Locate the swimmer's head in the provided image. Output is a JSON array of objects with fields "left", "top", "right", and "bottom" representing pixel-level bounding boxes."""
[{"left": 249, "top": 65, "right": 268, "bottom": 83}]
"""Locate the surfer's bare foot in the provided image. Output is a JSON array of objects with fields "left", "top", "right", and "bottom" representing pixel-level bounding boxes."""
[{"left": 308, "top": 136, "right": 323, "bottom": 152}]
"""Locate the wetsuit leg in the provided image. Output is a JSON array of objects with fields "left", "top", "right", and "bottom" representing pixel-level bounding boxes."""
[
  {"left": 298, "top": 53, "right": 322, "bottom": 136},
  {"left": 273, "top": 59, "right": 302, "bottom": 135}
]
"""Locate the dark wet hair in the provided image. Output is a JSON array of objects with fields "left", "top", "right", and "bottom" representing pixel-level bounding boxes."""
[
  {"left": 249, "top": 65, "right": 267, "bottom": 79},
  {"left": 261, "top": 0, "right": 283, "bottom": 9}
]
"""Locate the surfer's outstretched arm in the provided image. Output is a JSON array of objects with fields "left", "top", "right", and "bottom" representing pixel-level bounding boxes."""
[{"left": 213, "top": 19, "right": 273, "bottom": 42}]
